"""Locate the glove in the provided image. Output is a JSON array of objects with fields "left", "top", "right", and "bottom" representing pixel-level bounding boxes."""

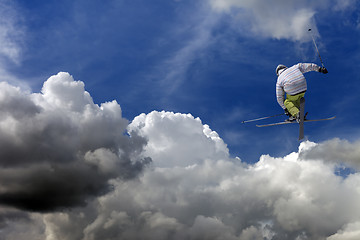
[
  {"left": 319, "top": 67, "right": 328, "bottom": 74},
  {"left": 284, "top": 108, "right": 291, "bottom": 117}
]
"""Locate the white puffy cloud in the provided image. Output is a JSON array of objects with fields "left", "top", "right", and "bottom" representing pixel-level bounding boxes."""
[
  {"left": 128, "top": 111, "right": 229, "bottom": 167},
  {"left": 300, "top": 138, "right": 360, "bottom": 170},
  {"left": 2, "top": 77, "right": 360, "bottom": 239},
  {"left": 19, "top": 111, "right": 359, "bottom": 240}
]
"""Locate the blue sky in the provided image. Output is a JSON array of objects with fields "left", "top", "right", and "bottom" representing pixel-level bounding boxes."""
[
  {"left": 2, "top": 1, "right": 360, "bottom": 239},
  {"left": 2, "top": 0, "right": 359, "bottom": 162}
]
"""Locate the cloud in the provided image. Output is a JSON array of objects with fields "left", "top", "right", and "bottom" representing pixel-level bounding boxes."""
[
  {"left": 207, "top": 0, "right": 330, "bottom": 41},
  {"left": 152, "top": 5, "right": 220, "bottom": 96},
  {"left": 333, "top": 0, "right": 358, "bottom": 12},
  {"left": 0, "top": 0, "right": 24, "bottom": 64},
  {"left": 299, "top": 138, "right": 360, "bottom": 170},
  {"left": 2, "top": 111, "right": 356, "bottom": 240},
  {"left": 2, "top": 81, "right": 360, "bottom": 239},
  {"left": 328, "top": 222, "right": 360, "bottom": 240},
  {"left": 0, "top": 72, "right": 150, "bottom": 212},
  {"left": 128, "top": 111, "right": 229, "bottom": 167},
  {"left": 0, "top": 208, "right": 44, "bottom": 240},
  {"left": 0, "top": 0, "right": 32, "bottom": 91}
]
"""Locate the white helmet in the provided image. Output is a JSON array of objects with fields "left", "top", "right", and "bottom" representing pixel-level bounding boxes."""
[{"left": 276, "top": 64, "right": 287, "bottom": 76}]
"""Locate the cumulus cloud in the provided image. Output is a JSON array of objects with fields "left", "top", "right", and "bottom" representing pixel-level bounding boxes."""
[
  {"left": 2, "top": 79, "right": 360, "bottom": 239},
  {"left": 128, "top": 111, "right": 229, "bottom": 167},
  {"left": 1, "top": 111, "right": 356, "bottom": 240},
  {"left": 299, "top": 138, "right": 360, "bottom": 170},
  {"left": 0, "top": 72, "right": 150, "bottom": 212}
]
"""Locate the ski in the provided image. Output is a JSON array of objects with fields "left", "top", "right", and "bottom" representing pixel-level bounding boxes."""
[
  {"left": 299, "top": 97, "right": 305, "bottom": 140},
  {"left": 241, "top": 113, "right": 285, "bottom": 124},
  {"left": 256, "top": 116, "right": 336, "bottom": 127}
]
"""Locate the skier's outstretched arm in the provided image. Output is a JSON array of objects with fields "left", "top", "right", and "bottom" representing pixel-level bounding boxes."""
[{"left": 298, "top": 63, "right": 327, "bottom": 74}]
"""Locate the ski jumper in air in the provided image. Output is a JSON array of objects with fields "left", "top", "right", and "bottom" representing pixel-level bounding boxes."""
[{"left": 275, "top": 63, "right": 328, "bottom": 122}]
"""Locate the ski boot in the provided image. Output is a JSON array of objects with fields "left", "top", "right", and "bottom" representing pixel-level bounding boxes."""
[
  {"left": 287, "top": 112, "right": 308, "bottom": 123},
  {"left": 285, "top": 113, "right": 298, "bottom": 122}
]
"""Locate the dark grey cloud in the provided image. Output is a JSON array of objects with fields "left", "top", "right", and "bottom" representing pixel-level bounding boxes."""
[
  {"left": 0, "top": 208, "right": 45, "bottom": 240},
  {"left": 0, "top": 164, "right": 111, "bottom": 212},
  {"left": 0, "top": 208, "right": 30, "bottom": 229},
  {"left": 0, "top": 72, "right": 151, "bottom": 212}
]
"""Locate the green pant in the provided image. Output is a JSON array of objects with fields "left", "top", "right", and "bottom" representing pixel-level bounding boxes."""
[{"left": 284, "top": 92, "right": 305, "bottom": 117}]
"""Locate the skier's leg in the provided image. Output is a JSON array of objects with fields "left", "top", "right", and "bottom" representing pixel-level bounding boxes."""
[
  {"left": 284, "top": 98, "right": 298, "bottom": 117},
  {"left": 294, "top": 92, "right": 305, "bottom": 110},
  {"left": 284, "top": 93, "right": 305, "bottom": 117}
]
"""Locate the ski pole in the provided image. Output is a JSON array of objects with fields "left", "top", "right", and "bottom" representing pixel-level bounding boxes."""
[
  {"left": 241, "top": 113, "right": 285, "bottom": 124},
  {"left": 308, "top": 29, "right": 325, "bottom": 68}
]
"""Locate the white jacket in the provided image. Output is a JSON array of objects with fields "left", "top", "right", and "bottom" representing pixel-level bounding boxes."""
[{"left": 276, "top": 63, "right": 320, "bottom": 109}]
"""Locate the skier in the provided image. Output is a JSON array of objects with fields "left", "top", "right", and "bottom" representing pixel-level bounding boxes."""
[{"left": 276, "top": 63, "right": 328, "bottom": 122}]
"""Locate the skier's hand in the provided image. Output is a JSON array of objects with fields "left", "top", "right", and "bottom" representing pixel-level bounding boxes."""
[
  {"left": 319, "top": 67, "right": 328, "bottom": 74},
  {"left": 284, "top": 109, "right": 291, "bottom": 117}
]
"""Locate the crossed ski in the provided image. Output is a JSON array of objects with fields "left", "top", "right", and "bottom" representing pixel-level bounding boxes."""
[
  {"left": 255, "top": 116, "right": 336, "bottom": 128},
  {"left": 242, "top": 98, "right": 335, "bottom": 140}
]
